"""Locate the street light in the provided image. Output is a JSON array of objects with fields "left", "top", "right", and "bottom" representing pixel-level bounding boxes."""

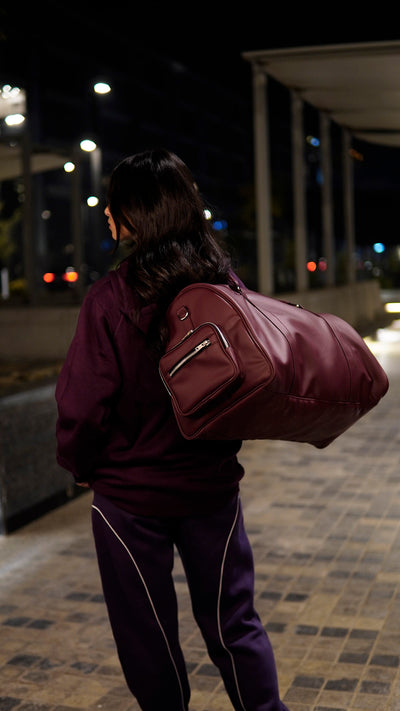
[
  {"left": 5, "top": 113, "right": 25, "bottom": 126},
  {"left": 1, "top": 85, "right": 26, "bottom": 123},
  {"left": 94, "top": 82, "right": 111, "bottom": 95},
  {"left": 80, "top": 138, "right": 97, "bottom": 152}
]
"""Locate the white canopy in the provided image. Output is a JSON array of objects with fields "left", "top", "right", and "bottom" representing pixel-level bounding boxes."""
[
  {"left": 0, "top": 143, "right": 68, "bottom": 181},
  {"left": 243, "top": 40, "right": 400, "bottom": 147}
]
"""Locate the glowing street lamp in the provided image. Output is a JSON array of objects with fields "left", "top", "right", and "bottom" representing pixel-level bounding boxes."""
[
  {"left": 80, "top": 138, "right": 97, "bottom": 152},
  {"left": 5, "top": 113, "right": 25, "bottom": 126},
  {"left": 1, "top": 85, "right": 26, "bottom": 125},
  {"left": 94, "top": 82, "right": 111, "bottom": 95}
]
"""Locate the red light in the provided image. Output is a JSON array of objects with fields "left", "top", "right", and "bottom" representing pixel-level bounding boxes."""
[
  {"left": 43, "top": 272, "right": 55, "bottom": 283},
  {"left": 318, "top": 259, "right": 327, "bottom": 272},
  {"left": 62, "top": 270, "right": 78, "bottom": 283},
  {"left": 307, "top": 261, "right": 317, "bottom": 273}
]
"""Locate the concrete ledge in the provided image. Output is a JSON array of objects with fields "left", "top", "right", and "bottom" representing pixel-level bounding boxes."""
[
  {"left": 0, "top": 306, "right": 80, "bottom": 360},
  {"left": 0, "top": 384, "right": 79, "bottom": 534},
  {"left": 278, "top": 280, "right": 387, "bottom": 335},
  {"left": 0, "top": 281, "right": 387, "bottom": 361}
]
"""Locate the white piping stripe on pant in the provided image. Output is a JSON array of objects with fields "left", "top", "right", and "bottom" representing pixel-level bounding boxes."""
[
  {"left": 217, "top": 496, "right": 246, "bottom": 711},
  {"left": 91, "top": 504, "right": 186, "bottom": 711}
]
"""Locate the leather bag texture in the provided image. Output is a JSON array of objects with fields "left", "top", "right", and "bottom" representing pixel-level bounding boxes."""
[{"left": 159, "top": 280, "right": 389, "bottom": 448}]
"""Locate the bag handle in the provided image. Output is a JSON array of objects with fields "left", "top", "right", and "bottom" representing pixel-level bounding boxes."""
[{"left": 227, "top": 274, "right": 243, "bottom": 294}]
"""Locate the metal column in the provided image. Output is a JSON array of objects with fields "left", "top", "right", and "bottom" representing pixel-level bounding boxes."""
[
  {"left": 21, "top": 128, "right": 36, "bottom": 303},
  {"left": 343, "top": 128, "right": 356, "bottom": 284},
  {"left": 252, "top": 64, "right": 273, "bottom": 295},
  {"left": 71, "top": 147, "right": 84, "bottom": 299},
  {"left": 291, "top": 91, "right": 308, "bottom": 292},
  {"left": 320, "top": 112, "right": 335, "bottom": 286}
]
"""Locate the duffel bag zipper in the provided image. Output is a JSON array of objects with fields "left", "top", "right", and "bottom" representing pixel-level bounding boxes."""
[
  {"left": 176, "top": 323, "right": 229, "bottom": 348},
  {"left": 169, "top": 339, "right": 211, "bottom": 377}
]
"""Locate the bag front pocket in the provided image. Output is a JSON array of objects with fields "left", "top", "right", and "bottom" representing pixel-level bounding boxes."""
[{"left": 159, "top": 322, "right": 242, "bottom": 416}]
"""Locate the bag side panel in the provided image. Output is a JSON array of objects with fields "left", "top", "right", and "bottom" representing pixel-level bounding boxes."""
[
  {"left": 321, "top": 313, "right": 389, "bottom": 405},
  {"left": 179, "top": 386, "right": 364, "bottom": 446},
  {"left": 242, "top": 290, "right": 353, "bottom": 402}
]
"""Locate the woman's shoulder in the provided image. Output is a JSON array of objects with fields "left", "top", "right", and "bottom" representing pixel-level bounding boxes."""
[{"left": 84, "top": 259, "right": 138, "bottom": 313}]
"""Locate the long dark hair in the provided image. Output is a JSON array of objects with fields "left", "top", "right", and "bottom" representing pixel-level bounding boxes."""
[{"left": 107, "top": 148, "right": 232, "bottom": 352}]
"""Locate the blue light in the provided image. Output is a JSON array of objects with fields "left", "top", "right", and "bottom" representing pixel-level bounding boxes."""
[
  {"left": 100, "top": 237, "right": 114, "bottom": 251},
  {"left": 373, "top": 242, "right": 385, "bottom": 254},
  {"left": 212, "top": 219, "right": 227, "bottom": 231}
]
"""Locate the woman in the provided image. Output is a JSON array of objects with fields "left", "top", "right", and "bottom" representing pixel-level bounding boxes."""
[{"left": 56, "top": 148, "right": 289, "bottom": 711}]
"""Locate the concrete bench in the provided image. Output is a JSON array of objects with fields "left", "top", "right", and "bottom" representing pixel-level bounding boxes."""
[{"left": 0, "top": 383, "right": 81, "bottom": 534}]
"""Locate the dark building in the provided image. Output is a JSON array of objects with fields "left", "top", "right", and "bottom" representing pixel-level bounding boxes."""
[
  {"left": 0, "top": 7, "right": 258, "bottom": 301},
  {"left": 2, "top": 8, "right": 399, "bottom": 302}
]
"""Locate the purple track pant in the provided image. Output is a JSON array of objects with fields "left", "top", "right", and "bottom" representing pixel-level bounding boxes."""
[{"left": 91, "top": 491, "right": 289, "bottom": 711}]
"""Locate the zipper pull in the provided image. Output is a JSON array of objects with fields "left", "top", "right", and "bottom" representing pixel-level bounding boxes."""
[{"left": 194, "top": 339, "right": 211, "bottom": 352}]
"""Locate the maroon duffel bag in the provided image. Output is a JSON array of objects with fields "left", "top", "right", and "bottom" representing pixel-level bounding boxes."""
[{"left": 159, "top": 279, "right": 389, "bottom": 448}]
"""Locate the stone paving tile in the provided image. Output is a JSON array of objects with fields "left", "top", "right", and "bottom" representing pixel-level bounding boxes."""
[{"left": 0, "top": 325, "right": 400, "bottom": 710}]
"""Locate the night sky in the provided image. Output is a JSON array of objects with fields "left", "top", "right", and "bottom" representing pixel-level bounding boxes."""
[
  {"left": 2, "top": 3, "right": 399, "bottom": 91},
  {"left": 1, "top": 3, "right": 400, "bottom": 251}
]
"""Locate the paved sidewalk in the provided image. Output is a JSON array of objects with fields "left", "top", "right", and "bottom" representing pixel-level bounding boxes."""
[{"left": 0, "top": 322, "right": 399, "bottom": 711}]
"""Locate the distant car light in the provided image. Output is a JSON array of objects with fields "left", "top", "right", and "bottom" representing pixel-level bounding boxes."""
[
  {"left": 43, "top": 272, "right": 56, "bottom": 283},
  {"left": 62, "top": 269, "right": 78, "bottom": 283}
]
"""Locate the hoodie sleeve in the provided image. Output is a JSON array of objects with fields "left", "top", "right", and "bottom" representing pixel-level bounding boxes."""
[{"left": 55, "top": 290, "right": 122, "bottom": 482}]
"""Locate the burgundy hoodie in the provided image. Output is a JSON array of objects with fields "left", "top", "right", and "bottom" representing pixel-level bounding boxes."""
[{"left": 55, "top": 259, "right": 244, "bottom": 517}]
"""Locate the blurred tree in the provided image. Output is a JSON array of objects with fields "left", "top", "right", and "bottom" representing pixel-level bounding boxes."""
[{"left": 0, "top": 205, "right": 21, "bottom": 266}]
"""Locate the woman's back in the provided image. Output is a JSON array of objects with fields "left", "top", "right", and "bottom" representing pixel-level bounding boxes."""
[{"left": 56, "top": 259, "right": 244, "bottom": 517}]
